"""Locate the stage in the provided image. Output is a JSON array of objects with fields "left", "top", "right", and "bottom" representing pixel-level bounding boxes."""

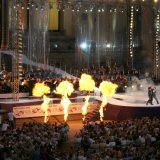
[{"left": 0, "top": 91, "right": 160, "bottom": 121}]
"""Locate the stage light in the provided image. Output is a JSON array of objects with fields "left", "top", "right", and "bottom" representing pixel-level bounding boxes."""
[
  {"left": 27, "top": 6, "right": 30, "bottom": 10},
  {"left": 135, "top": 5, "right": 139, "bottom": 12},
  {"left": 106, "top": 44, "right": 111, "bottom": 48},
  {"left": 80, "top": 42, "right": 87, "bottom": 50},
  {"left": 54, "top": 44, "right": 58, "bottom": 48}
]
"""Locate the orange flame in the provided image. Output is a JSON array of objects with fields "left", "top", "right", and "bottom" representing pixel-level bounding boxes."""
[
  {"left": 56, "top": 81, "right": 74, "bottom": 122},
  {"left": 99, "top": 81, "right": 118, "bottom": 121},
  {"left": 82, "top": 95, "right": 90, "bottom": 121},
  {"left": 79, "top": 74, "right": 95, "bottom": 121},
  {"left": 32, "top": 83, "right": 51, "bottom": 123},
  {"left": 60, "top": 96, "right": 71, "bottom": 122},
  {"left": 41, "top": 95, "right": 51, "bottom": 123},
  {"left": 79, "top": 74, "right": 95, "bottom": 92},
  {"left": 32, "top": 82, "right": 50, "bottom": 97}
]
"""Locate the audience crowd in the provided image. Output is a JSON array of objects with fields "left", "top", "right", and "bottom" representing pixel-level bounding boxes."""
[
  {"left": 73, "top": 117, "right": 160, "bottom": 159},
  {"left": 1, "top": 117, "right": 160, "bottom": 160},
  {"left": 0, "top": 122, "right": 69, "bottom": 160}
]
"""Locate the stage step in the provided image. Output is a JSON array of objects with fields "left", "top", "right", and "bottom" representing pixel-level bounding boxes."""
[{"left": 84, "top": 106, "right": 100, "bottom": 122}]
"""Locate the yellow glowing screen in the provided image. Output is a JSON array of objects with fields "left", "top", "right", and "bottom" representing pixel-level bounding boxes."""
[{"left": 49, "top": 0, "right": 59, "bottom": 30}]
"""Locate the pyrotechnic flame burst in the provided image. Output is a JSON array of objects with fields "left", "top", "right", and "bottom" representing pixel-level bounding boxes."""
[
  {"left": 56, "top": 81, "right": 74, "bottom": 122},
  {"left": 82, "top": 95, "right": 90, "bottom": 121},
  {"left": 56, "top": 81, "right": 74, "bottom": 97},
  {"left": 79, "top": 74, "right": 95, "bottom": 92},
  {"left": 32, "top": 82, "right": 50, "bottom": 97},
  {"left": 41, "top": 95, "right": 51, "bottom": 123},
  {"left": 60, "top": 96, "right": 71, "bottom": 122},
  {"left": 99, "top": 81, "right": 118, "bottom": 121},
  {"left": 79, "top": 74, "right": 95, "bottom": 121},
  {"left": 32, "top": 83, "right": 51, "bottom": 123}
]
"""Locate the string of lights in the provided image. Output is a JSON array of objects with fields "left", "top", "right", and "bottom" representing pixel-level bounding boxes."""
[
  {"left": 155, "top": 13, "right": 160, "bottom": 78},
  {"left": 129, "top": 5, "right": 134, "bottom": 69},
  {"left": 11, "top": 0, "right": 160, "bottom": 12}
]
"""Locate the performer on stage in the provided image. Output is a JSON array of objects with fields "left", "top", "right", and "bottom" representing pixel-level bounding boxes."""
[
  {"left": 146, "top": 86, "right": 153, "bottom": 105},
  {"left": 152, "top": 87, "right": 159, "bottom": 104}
]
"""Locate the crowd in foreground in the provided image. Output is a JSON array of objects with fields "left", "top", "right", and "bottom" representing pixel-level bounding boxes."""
[
  {"left": 0, "top": 122, "right": 69, "bottom": 160},
  {"left": 74, "top": 117, "right": 160, "bottom": 159},
  {"left": 1, "top": 117, "right": 160, "bottom": 160}
]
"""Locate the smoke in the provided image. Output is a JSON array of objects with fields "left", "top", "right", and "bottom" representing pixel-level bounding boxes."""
[{"left": 124, "top": 76, "right": 160, "bottom": 103}]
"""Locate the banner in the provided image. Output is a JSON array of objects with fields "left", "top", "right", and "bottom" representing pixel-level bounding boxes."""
[{"left": 13, "top": 102, "right": 99, "bottom": 118}]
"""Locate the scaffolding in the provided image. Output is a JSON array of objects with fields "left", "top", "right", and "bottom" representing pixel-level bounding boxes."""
[{"left": 12, "top": 5, "right": 23, "bottom": 101}]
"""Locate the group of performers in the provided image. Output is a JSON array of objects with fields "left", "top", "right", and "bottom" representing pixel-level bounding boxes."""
[{"left": 146, "top": 86, "right": 159, "bottom": 105}]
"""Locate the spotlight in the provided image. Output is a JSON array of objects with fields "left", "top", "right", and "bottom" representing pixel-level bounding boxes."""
[
  {"left": 27, "top": 6, "right": 30, "bottom": 10},
  {"left": 135, "top": 6, "right": 139, "bottom": 12},
  {"left": 54, "top": 44, "right": 58, "bottom": 48},
  {"left": 106, "top": 44, "right": 111, "bottom": 48},
  {"left": 80, "top": 42, "right": 87, "bottom": 50}
]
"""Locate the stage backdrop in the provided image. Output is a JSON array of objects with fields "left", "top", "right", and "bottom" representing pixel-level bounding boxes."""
[{"left": 13, "top": 102, "right": 99, "bottom": 118}]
